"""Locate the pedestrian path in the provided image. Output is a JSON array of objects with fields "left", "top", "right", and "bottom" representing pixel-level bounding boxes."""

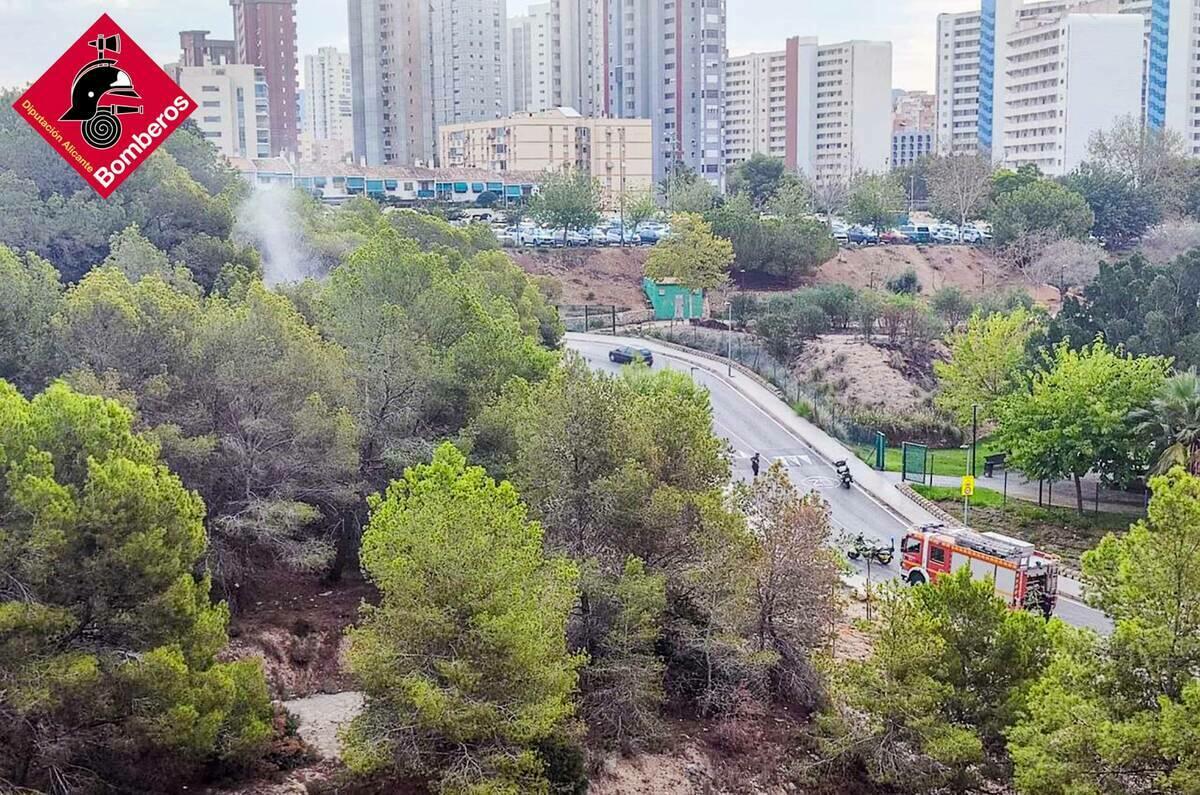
[{"left": 878, "top": 471, "right": 1147, "bottom": 516}]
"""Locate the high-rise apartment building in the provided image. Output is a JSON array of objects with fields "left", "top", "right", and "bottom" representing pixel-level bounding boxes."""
[
  {"left": 552, "top": 0, "right": 606, "bottom": 115},
  {"left": 179, "top": 30, "right": 237, "bottom": 67},
  {"left": 603, "top": 0, "right": 727, "bottom": 187},
  {"left": 812, "top": 40, "right": 893, "bottom": 182},
  {"left": 349, "top": 0, "right": 508, "bottom": 167},
  {"left": 178, "top": 64, "right": 271, "bottom": 159},
  {"left": 1000, "top": 9, "right": 1142, "bottom": 174},
  {"left": 508, "top": 13, "right": 534, "bottom": 114},
  {"left": 935, "top": 11, "right": 981, "bottom": 155},
  {"left": 429, "top": 0, "right": 508, "bottom": 128},
  {"left": 439, "top": 108, "right": 653, "bottom": 206},
  {"left": 724, "top": 49, "right": 788, "bottom": 166},
  {"left": 968, "top": 0, "right": 1144, "bottom": 173},
  {"left": 1135, "top": 0, "right": 1200, "bottom": 155},
  {"left": 722, "top": 36, "right": 891, "bottom": 183},
  {"left": 231, "top": 0, "right": 299, "bottom": 157},
  {"left": 301, "top": 47, "right": 354, "bottom": 163}
]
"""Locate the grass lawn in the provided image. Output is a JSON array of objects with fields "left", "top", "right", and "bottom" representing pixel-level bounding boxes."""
[
  {"left": 855, "top": 440, "right": 1007, "bottom": 478},
  {"left": 911, "top": 484, "right": 1135, "bottom": 568}
]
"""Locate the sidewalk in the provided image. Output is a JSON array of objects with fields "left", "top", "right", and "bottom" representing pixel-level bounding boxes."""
[{"left": 879, "top": 471, "right": 1148, "bottom": 516}]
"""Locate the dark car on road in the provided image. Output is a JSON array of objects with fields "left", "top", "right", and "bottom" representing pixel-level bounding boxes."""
[{"left": 609, "top": 346, "right": 654, "bottom": 366}]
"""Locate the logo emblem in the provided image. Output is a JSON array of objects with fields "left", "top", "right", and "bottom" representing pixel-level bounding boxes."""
[{"left": 13, "top": 14, "right": 197, "bottom": 198}]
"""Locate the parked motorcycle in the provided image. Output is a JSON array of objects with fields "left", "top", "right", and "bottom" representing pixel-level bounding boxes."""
[
  {"left": 846, "top": 533, "right": 894, "bottom": 566},
  {"left": 834, "top": 459, "right": 853, "bottom": 489}
]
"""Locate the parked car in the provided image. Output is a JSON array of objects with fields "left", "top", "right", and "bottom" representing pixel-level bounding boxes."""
[
  {"left": 588, "top": 227, "right": 610, "bottom": 246},
  {"left": 564, "top": 229, "right": 589, "bottom": 246},
  {"left": 533, "top": 227, "right": 562, "bottom": 247},
  {"left": 880, "top": 229, "right": 910, "bottom": 245},
  {"left": 932, "top": 226, "right": 960, "bottom": 244},
  {"left": 609, "top": 346, "right": 654, "bottom": 366},
  {"left": 960, "top": 225, "right": 992, "bottom": 244},
  {"left": 637, "top": 227, "right": 664, "bottom": 244},
  {"left": 605, "top": 227, "right": 638, "bottom": 245},
  {"left": 899, "top": 224, "right": 932, "bottom": 244},
  {"left": 848, "top": 226, "right": 879, "bottom": 245}
]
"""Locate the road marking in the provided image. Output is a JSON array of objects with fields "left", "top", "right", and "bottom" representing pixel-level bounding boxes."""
[{"left": 774, "top": 454, "right": 814, "bottom": 467}]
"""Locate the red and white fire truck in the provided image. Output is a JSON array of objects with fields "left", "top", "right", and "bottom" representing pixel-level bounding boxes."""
[{"left": 900, "top": 522, "right": 1059, "bottom": 616}]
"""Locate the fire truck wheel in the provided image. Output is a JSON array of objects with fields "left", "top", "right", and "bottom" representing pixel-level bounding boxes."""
[{"left": 907, "top": 570, "right": 926, "bottom": 586}]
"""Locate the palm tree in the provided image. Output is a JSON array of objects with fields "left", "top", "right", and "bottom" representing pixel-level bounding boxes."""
[{"left": 1132, "top": 370, "right": 1200, "bottom": 475}]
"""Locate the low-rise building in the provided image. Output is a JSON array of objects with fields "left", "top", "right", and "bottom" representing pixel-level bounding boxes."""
[
  {"left": 228, "top": 157, "right": 539, "bottom": 206},
  {"left": 437, "top": 107, "right": 653, "bottom": 207}
]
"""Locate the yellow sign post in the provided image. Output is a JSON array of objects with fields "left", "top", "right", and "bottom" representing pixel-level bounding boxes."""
[{"left": 961, "top": 475, "right": 975, "bottom": 497}]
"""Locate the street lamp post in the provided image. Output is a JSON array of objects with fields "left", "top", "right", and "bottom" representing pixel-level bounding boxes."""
[{"left": 971, "top": 403, "right": 979, "bottom": 479}]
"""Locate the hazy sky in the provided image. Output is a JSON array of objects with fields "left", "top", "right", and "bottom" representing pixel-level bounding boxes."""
[{"left": 0, "top": 0, "right": 977, "bottom": 92}]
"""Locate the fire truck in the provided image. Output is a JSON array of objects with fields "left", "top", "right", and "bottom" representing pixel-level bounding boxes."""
[{"left": 900, "top": 522, "right": 1059, "bottom": 616}]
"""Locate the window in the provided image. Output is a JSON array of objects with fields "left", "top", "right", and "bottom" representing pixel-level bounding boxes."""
[
  {"left": 902, "top": 537, "right": 922, "bottom": 555},
  {"left": 930, "top": 546, "right": 946, "bottom": 564}
]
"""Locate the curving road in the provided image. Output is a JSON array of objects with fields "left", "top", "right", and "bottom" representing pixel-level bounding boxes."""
[{"left": 567, "top": 333, "right": 1112, "bottom": 633}]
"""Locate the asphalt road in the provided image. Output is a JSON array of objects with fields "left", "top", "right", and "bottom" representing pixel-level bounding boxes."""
[{"left": 567, "top": 336, "right": 1112, "bottom": 633}]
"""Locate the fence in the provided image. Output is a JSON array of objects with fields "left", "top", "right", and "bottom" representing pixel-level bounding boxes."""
[
  {"left": 642, "top": 324, "right": 879, "bottom": 446},
  {"left": 558, "top": 304, "right": 654, "bottom": 333}
]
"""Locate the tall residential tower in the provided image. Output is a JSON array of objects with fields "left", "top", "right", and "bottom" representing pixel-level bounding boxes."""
[
  {"left": 604, "top": 0, "right": 728, "bottom": 187},
  {"left": 231, "top": 0, "right": 299, "bottom": 157},
  {"left": 349, "top": 0, "right": 508, "bottom": 166}
]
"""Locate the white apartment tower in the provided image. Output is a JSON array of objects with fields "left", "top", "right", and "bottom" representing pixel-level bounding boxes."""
[
  {"left": 301, "top": 47, "right": 354, "bottom": 162},
  {"left": 349, "top": 0, "right": 509, "bottom": 167},
  {"left": 1000, "top": 9, "right": 1142, "bottom": 174},
  {"left": 813, "top": 40, "right": 893, "bottom": 182},
  {"left": 724, "top": 49, "right": 788, "bottom": 166},
  {"left": 178, "top": 64, "right": 271, "bottom": 159},
  {"left": 935, "top": 11, "right": 981, "bottom": 155},
  {"left": 722, "top": 37, "right": 891, "bottom": 184},
  {"left": 604, "top": 0, "right": 728, "bottom": 187}
]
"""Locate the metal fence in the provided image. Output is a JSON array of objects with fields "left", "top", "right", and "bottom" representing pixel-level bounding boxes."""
[{"left": 558, "top": 305, "right": 654, "bottom": 333}]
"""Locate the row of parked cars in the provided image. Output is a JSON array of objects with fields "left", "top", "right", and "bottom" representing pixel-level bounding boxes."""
[
  {"left": 494, "top": 220, "right": 671, "bottom": 248},
  {"left": 831, "top": 221, "right": 993, "bottom": 247}
]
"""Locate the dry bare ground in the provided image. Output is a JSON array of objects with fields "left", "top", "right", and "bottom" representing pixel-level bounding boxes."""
[
  {"left": 509, "top": 246, "right": 652, "bottom": 308},
  {"left": 509, "top": 244, "right": 1058, "bottom": 317},
  {"left": 792, "top": 334, "right": 944, "bottom": 415},
  {"left": 814, "top": 244, "right": 1057, "bottom": 305}
]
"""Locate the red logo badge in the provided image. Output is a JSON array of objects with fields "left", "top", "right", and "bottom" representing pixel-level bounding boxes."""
[{"left": 12, "top": 14, "right": 196, "bottom": 198}]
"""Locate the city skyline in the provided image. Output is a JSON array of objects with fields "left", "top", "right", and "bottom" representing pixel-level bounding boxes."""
[{"left": 0, "top": 0, "right": 976, "bottom": 93}]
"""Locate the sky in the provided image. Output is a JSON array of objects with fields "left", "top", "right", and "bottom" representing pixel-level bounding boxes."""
[{"left": 0, "top": 0, "right": 978, "bottom": 93}]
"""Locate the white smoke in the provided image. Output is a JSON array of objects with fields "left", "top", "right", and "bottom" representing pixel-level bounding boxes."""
[{"left": 234, "top": 186, "right": 316, "bottom": 285}]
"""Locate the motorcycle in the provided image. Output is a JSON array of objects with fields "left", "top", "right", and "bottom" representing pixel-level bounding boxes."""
[
  {"left": 846, "top": 533, "right": 894, "bottom": 566},
  {"left": 834, "top": 459, "right": 853, "bottom": 489}
]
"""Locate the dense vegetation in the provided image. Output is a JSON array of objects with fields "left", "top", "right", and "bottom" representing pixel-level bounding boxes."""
[{"left": 5, "top": 87, "right": 1200, "bottom": 795}]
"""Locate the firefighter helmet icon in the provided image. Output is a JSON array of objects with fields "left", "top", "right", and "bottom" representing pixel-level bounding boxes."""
[{"left": 59, "top": 34, "right": 143, "bottom": 149}]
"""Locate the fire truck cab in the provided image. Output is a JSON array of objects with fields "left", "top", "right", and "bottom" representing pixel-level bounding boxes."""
[{"left": 900, "top": 522, "right": 1059, "bottom": 617}]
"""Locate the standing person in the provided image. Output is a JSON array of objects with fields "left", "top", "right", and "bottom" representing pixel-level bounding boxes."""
[{"left": 750, "top": 452, "right": 760, "bottom": 478}]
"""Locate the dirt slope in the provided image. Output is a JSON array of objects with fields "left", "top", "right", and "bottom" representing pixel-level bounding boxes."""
[
  {"left": 509, "top": 247, "right": 650, "bottom": 309},
  {"left": 814, "top": 244, "right": 1045, "bottom": 299}
]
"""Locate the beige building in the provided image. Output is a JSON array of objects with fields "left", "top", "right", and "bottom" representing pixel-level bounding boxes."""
[
  {"left": 177, "top": 64, "right": 271, "bottom": 159},
  {"left": 438, "top": 107, "right": 653, "bottom": 207}
]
